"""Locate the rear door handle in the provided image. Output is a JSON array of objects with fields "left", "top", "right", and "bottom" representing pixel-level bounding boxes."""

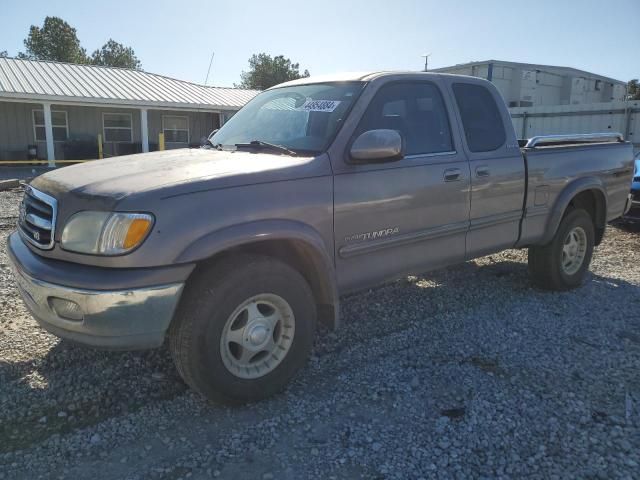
[
  {"left": 443, "top": 168, "right": 461, "bottom": 182},
  {"left": 476, "top": 165, "right": 490, "bottom": 177}
]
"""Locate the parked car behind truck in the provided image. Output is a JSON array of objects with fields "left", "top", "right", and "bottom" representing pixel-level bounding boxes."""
[
  {"left": 7, "top": 72, "right": 636, "bottom": 403},
  {"left": 624, "top": 151, "right": 640, "bottom": 219}
]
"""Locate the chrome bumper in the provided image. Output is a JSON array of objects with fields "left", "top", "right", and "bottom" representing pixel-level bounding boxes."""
[
  {"left": 624, "top": 192, "right": 640, "bottom": 217},
  {"left": 8, "top": 255, "right": 184, "bottom": 349}
]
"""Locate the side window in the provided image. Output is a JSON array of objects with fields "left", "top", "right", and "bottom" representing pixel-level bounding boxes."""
[
  {"left": 356, "top": 82, "right": 453, "bottom": 156},
  {"left": 452, "top": 83, "right": 506, "bottom": 152},
  {"left": 33, "top": 110, "right": 68, "bottom": 141}
]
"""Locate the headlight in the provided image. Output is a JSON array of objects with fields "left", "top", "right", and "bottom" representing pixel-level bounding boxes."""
[{"left": 61, "top": 211, "right": 154, "bottom": 255}]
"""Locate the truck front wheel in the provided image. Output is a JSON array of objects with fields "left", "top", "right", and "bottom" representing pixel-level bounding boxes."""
[
  {"left": 527, "top": 208, "right": 595, "bottom": 291},
  {"left": 169, "top": 254, "right": 316, "bottom": 404}
]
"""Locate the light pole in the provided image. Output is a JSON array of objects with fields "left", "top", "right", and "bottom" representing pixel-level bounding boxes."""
[{"left": 421, "top": 53, "right": 431, "bottom": 72}]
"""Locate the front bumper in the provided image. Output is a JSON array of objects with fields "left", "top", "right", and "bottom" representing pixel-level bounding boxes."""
[{"left": 7, "top": 232, "right": 186, "bottom": 349}]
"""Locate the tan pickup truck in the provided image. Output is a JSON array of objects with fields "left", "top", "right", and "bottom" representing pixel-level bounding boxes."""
[{"left": 8, "top": 72, "right": 635, "bottom": 403}]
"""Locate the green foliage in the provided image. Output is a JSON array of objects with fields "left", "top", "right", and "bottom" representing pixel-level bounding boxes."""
[
  {"left": 238, "top": 53, "right": 310, "bottom": 90},
  {"left": 23, "top": 16, "right": 88, "bottom": 63},
  {"left": 91, "top": 39, "right": 142, "bottom": 70},
  {"left": 19, "top": 16, "right": 142, "bottom": 69},
  {"left": 628, "top": 79, "right": 640, "bottom": 100}
]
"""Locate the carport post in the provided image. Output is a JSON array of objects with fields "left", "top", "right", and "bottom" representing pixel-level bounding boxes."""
[
  {"left": 140, "top": 108, "right": 149, "bottom": 153},
  {"left": 42, "top": 102, "right": 55, "bottom": 166}
]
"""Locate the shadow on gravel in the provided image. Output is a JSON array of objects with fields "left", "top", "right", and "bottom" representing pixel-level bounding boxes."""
[
  {"left": 610, "top": 218, "right": 640, "bottom": 233},
  {"left": 0, "top": 340, "right": 187, "bottom": 453}
]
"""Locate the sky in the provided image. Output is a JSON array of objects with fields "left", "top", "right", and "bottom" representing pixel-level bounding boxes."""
[{"left": 2, "top": 0, "right": 639, "bottom": 88}]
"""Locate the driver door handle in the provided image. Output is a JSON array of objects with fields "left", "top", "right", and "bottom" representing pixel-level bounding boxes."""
[{"left": 476, "top": 165, "right": 490, "bottom": 177}]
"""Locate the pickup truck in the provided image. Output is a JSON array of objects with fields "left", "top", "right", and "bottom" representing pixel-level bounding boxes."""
[{"left": 7, "top": 72, "right": 635, "bottom": 404}]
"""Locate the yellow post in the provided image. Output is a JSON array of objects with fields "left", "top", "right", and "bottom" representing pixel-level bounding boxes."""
[
  {"left": 158, "top": 132, "right": 165, "bottom": 151},
  {"left": 97, "top": 134, "right": 103, "bottom": 159}
]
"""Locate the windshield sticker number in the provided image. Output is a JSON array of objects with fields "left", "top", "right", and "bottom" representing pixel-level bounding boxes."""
[{"left": 298, "top": 99, "right": 341, "bottom": 112}]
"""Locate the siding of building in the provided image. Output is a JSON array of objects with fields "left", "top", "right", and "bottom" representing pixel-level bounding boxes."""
[
  {"left": 0, "top": 101, "right": 40, "bottom": 158},
  {"left": 435, "top": 61, "right": 626, "bottom": 107},
  {"left": 0, "top": 101, "right": 221, "bottom": 159},
  {"left": 0, "top": 58, "right": 259, "bottom": 162},
  {"left": 147, "top": 110, "right": 218, "bottom": 149}
]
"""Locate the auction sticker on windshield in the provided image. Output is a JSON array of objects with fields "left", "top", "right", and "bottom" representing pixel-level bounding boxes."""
[{"left": 298, "top": 99, "right": 341, "bottom": 112}]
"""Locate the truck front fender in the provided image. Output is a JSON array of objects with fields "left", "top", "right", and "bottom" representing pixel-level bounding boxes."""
[
  {"left": 540, "top": 176, "right": 607, "bottom": 245},
  {"left": 174, "top": 219, "right": 340, "bottom": 329}
]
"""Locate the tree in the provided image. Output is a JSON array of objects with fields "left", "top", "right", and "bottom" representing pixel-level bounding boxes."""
[
  {"left": 628, "top": 79, "right": 640, "bottom": 100},
  {"left": 0, "top": 51, "right": 7, "bottom": 58},
  {"left": 91, "top": 39, "right": 142, "bottom": 70},
  {"left": 238, "top": 53, "right": 309, "bottom": 90},
  {"left": 22, "top": 16, "right": 88, "bottom": 63}
]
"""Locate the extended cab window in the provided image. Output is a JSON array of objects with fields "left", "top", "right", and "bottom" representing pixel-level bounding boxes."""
[
  {"left": 356, "top": 82, "right": 453, "bottom": 156},
  {"left": 452, "top": 83, "right": 506, "bottom": 152}
]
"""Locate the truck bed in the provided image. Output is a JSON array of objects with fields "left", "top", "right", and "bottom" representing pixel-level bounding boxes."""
[{"left": 517, "top": 133, "right": 635, "bottom": 246}]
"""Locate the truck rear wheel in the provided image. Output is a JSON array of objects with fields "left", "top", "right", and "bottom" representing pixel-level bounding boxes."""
[
  {"left": 169, "top": 254, "right": 316, "bottom": 404},
  {"left": 527, "top": 208, "right": 595, "bottom": 291}
]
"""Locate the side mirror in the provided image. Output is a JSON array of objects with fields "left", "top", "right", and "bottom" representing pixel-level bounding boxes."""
[{"left": 349, "top": 129, "right": 404, "bottom": 163}]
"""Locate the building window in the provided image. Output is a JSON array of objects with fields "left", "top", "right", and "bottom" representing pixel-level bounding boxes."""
[
  {"left": 33, "top": 110, "right": 68, "bottom": 141},
  {"left": 103, "top": 113, "right": 133, "bottom": 142},
  {"left": 162, "top": 115, "right": 189, "bottom": 143},
  {"left": 219, "top": 112, "right": 235, "bottom": 126}
]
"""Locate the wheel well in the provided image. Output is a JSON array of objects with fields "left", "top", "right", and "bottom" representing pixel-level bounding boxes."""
[
  {"left": 192, "top": 240, "right": 338, "bottom": 330},
  {"left": 568, "top": 189, "right": 606, "bottom": 245}
]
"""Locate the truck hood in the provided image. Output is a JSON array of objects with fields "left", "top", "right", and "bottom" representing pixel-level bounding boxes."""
[{"left": 32, "top": 148, "right": 327, "bottom": 203}]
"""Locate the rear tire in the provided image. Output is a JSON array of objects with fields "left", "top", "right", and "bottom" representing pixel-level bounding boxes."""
[
  {"left": 528, "top": 208, "right": 595, "bottom": 291},
  {"left": 169, "top": 254, "right": 316, "bottom": 404}
]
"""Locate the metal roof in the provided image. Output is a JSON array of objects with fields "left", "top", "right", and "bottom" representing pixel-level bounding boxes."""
[{"left": 0, "top": 57, "right": 259, "bottom": 111}]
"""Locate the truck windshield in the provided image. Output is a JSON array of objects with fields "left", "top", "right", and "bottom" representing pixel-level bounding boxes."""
[{"left": 210, "top": 82, "right": 365, "bottom": 155}]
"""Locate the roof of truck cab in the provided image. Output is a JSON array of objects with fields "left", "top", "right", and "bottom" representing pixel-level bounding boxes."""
[{"left": 270, "top": 71, "right": 485, "bottom": 89}]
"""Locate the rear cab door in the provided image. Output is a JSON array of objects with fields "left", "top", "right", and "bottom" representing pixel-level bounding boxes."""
[{"left": 443, "top": 77, "right": 526, "bottom": 259}]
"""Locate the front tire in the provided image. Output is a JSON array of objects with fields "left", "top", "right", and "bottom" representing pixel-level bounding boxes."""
[
  {"left": 528, "top": 208, "right": 595, "bottom": 291},
  {"left": 169, "top": 254, "right": 316, "bottom": 404}
]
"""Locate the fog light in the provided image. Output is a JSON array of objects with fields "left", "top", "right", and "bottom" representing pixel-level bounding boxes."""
[{"left": 48, "top": 297, "right": 84, "bottom": 321}]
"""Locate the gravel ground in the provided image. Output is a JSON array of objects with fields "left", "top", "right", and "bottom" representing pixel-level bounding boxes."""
[{"left": 1, "top": 186, "right": 639, "bottom": 480}]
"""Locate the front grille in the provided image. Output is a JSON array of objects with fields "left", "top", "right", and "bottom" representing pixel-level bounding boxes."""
[{"left": 18, "top": 186, "right": 57, "bottom": 249}]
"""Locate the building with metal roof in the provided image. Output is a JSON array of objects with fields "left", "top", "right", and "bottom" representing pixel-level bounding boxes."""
[
  {"left": 431, "top": 60, "right": 627, "bottom": 107},
  {"left": 0, "top": 57, "right": 259, "bottom": 164}
]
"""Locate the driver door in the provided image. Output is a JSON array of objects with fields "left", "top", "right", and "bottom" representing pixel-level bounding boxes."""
[{"left": 333, "top": 80, "right": 471, "bottom": 292}]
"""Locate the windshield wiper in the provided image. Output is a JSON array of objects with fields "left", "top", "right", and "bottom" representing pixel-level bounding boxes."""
[
  {"left": 203, "top": 138, "right": 223, "bottom": 150},
  {"left": 235, "top": 140, "right": 297, "bottom": 156}
]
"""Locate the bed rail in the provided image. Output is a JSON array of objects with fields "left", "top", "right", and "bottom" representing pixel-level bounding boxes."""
[{"left": 524, "top": 132, "right": 624, "bottom": 148}]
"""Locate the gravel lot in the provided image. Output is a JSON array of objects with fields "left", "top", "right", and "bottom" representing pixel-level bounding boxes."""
[{"left": 1, "top": 186, "right": 639, "bottom": 480}]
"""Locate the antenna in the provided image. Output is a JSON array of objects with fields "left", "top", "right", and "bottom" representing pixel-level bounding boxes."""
[
  {"left": 421, "top": 53, "right": 431, "bottom": 72},
  {"left": 200, "top": 51, "right": 216, "bottom": 144},
  {"left": 204, "top": 51, "right": 215, "bottom": 86}
]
